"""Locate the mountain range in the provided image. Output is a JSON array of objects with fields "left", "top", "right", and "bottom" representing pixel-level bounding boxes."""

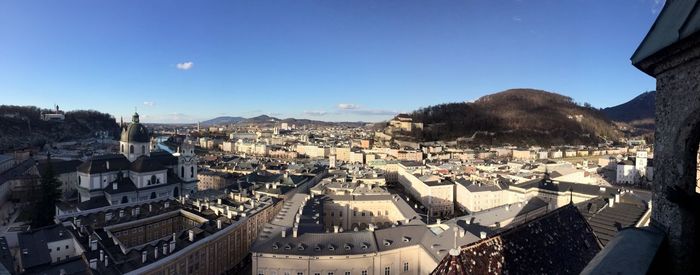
[{"left": 201, "top": 115, "right": 365, "bottom": 127}]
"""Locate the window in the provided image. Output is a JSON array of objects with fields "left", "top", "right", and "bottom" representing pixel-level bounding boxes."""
[
  {"left": 404, "top": 262, "right": 409, "bottom": 272},
  {"left": 142, "top": 145, "right": 145, "bottom": 153},
  {"left": 181, "top": 166, "right": 185, "bottom": 178},
  {"left": 384, "top": 267, "right": 390, "bottom": 275},
  {"left": 65, "top": 245, "right": 69, "bottom": 249},
  {"left": 121, "top": 144, "right": 124, "bottom": 152},
  {"left": 297, "top": 273, "right": 304, "bottom": 275},
  {"left": 328, "top": 273, "right": 334, "bottom": 275},
  {"left": 130, "top": 145, "right": 134, "bottom": 154},
  {"left": 190, "top": 166, "right": 194, "bottom": 178},
  {"left": 361, "top": 271, "right": 367, "bottom": 275},
  {"left": 345, "top": 272, "right": 351, "bottom": 275},
  {"left": 258, "top": 273, "right": 264, "bottom": 275},
  {"left": 56, "top": 247, "right": 60, "bottom": 251}
]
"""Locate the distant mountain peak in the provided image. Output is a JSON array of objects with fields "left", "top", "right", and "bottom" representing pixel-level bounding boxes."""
[{"left": 602, "top": 91, "right": 655, "bottom": 123}]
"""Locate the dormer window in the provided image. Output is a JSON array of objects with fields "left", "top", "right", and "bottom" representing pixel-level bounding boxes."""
[
  {"left": 272, "top": 242, "right": 279, "bottom": 250},
  {"left": 383, "top": 240, "right": 392, "bottom": 246},
  {"left": 344, "top": 243, "right": 352, "bottom": 251},
  {"left": 328, "top": 244, "right": 335, "bottom": 251},
  {"left": 284, "top": 244, "right": 292, "bottom": 250},
  {"left": 402, "top": 236, "right": 411, "bottom": 242},
  {"left": 314, "top": 245, "right": 322, "bottom": 251},
  {"left": 297, "top": 244, "right": 306, "bottom": 251}
]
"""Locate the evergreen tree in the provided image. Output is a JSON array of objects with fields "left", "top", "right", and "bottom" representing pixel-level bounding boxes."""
[{"left": 31, "top": 154, "right": 62, "bottom": 227}]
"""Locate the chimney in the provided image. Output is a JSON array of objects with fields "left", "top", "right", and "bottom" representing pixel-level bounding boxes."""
[
  {"left": 368, "top": 224, "right": 375, "bottom": 232},
  {"left": 188, "top": 230, "right": 195, "bottom": 242},
  {"left": 99, "top": 250, "right": 104, "bottom": 261},
  {"left": 217, "top": 219, "right": 222, "bottom": 229},
  {"left": 113, "top": 181, "right": 118, "bottom": 190},
  {"left": 293, "top": 227, "right": 298, "bottom": 238},
  {"left": 141, "top": 251, "right": 147, "bottom": 263},
  {"left": 480, "top": 231, "right": 487, "bottom": 239},
  {"left": 104, "top": 257, "right": 109, "bottom": 267},
  {"left": 505, "top": 205, "right": 510, "bottom": 211},
  {"left": 89, "top": 259, "right": 97, "bottom": 270},
  {"left": 436, "top": 219, "right": 441, "bottom": 224},
  {"left": 615, "top": 194, "right": 620, "bottom": 203},
  {"left": 163, "top": 244, "right": 168, "bottom": 256},
  {"left": 217, "top": 198, "right": 222, "bottom": 205},
  {"left": 106, "top": 161, "right": 110, "bottom": 170},
  {"left": 154, "top": 247, "right": 158, "bottom": 259},
  {"left": 90, "top": 239, "right": 98, "bottom": 251},
  {"left": 609, "top": 197, "right": 615, "bottom": 208},
  {"left": 333, "top": 225, "right": 339, "bottom": 233},
  {"left": 281, "top": 229, "right": 286, "bottom": 238},
  {"left": 149, "top": 204, "right": 152, "bottom": 212}
]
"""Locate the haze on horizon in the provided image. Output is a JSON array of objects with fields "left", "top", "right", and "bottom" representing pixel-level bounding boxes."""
[{"left": 0, "top": 0, "right": 662, "bottom": 123}]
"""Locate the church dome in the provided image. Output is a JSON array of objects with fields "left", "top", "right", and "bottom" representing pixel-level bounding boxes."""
[{"left": 120, "top": 112, "right": 150, "bottom": 143}]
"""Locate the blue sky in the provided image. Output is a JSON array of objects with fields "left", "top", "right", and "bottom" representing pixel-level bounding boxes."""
[{"left": 0, "top": 0, "right": 663, "bottom": 123}]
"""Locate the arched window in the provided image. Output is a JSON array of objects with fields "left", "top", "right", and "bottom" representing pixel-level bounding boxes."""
[
  {"left": 181, "top": 167, "right": 185, "bottom": 178},
  {"left": 190, "top": 166, "right": 194, "bottom": 178},
  {"left": 121, "top": 196, "right": 128, "bottom": 204},
  {"left": 151, "top": 175, "right": 157, "bottom": 185},
  {"left": 121, "top": 144, "right": 124, "bottom": 153},
  {"left": 130, "top": 145, "right": 134, "bottom": 154}
]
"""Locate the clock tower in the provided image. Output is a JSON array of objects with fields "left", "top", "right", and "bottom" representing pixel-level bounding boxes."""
[{"left": 174, "top": 143, "right": 198, "bottom": 194}]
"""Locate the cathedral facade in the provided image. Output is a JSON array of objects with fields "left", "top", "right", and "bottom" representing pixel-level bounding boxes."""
[{"left": 75, "top": 112, "right": 197, "bottom": 210}]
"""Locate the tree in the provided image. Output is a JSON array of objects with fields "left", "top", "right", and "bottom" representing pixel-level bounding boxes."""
[{"left": 31, "top": 154, "right": 62, "bottom": 227}]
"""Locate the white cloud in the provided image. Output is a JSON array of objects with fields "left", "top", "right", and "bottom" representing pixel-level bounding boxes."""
[
  {"left": 303, "top": 110, "right": 328, "bottom": 116},
  {"left": 176, "top": 61, "right": 194, "bottom": 70},
  {"left": 143, "top": 101, "right": 155, "bottom": 107},
  {"left": 337, "top": 103, "right": 359, "bottom": 110}
]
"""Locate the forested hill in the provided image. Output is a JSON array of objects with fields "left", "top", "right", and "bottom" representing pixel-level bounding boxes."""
[
  {"left": 405, "top": 89, "right": 621, "bottom": 145},
  {"left": 0, "top": 105, "right": 119, "bottom": 151}
]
